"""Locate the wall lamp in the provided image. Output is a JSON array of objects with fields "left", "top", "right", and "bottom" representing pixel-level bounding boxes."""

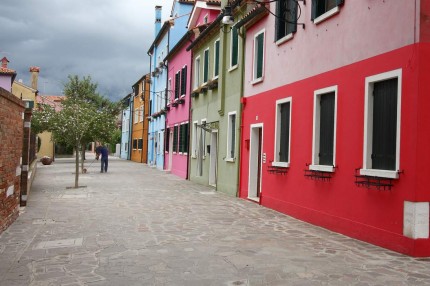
[{"left": 222, "top": 5, "right": 234, "bottom": 25}]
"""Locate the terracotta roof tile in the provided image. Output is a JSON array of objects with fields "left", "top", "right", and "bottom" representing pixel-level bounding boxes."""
[{"left": 0, "top": 66, "right": 16, "bottom": 75}]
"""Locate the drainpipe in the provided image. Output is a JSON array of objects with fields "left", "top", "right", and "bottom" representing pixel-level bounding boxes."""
[
  {"left": 147, "top": 51, "right": 153, "bottom": 165},
  {"left": 186, "top": 50, "right": 193, "bottom": 180},
  {"left": 164, "top": 28, "right": 170, "bottom": 170},
  {"left": 237, "top": 15, "right": 246, "bottom": 199},
  {"left": 128, "top": 96, "right": 133, "bottom": 161}
]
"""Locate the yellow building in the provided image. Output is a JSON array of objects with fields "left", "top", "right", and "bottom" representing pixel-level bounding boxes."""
[{"left": 130, "top": 74, "right": 150, "bottom": 163}]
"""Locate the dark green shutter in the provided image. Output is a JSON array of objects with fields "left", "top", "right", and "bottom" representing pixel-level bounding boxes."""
[
  {"left": 256, "top": 33, "right": 264, "bottom": 79},
  {"left": 230, "top": 115, "right": 236, "bottom": 158},
  {"left": 173, "top": 126, "right": 178, "bottom": 152},
  {"left": 214, "top": 41, "right": 220, "bottom": 77},
  {"left": 231, "top": 27, "right": 238, "bottom": 66},
  {"left": 165, "top": 128, "right": 170, "bottom": 152},
  {"left": 204, "top": 50, "right": 209, "bottom": 82},
  {"left": 184, "top": 123, "right": 189, "bottom": 153},
  {"left": 311, "top": 0, "right": 317, "bottom": 20},
  {"left": 319, "top": 92, "right": 335, "bottom": 166},
  {"left": 287, "top": 0, "right": 297, "bottom": 34},
  {"left": 372, "top": 78, "right": 398, "bottom": 171},
  {"left": 279, "top": 102, "right": 290, "bottom": 162},
  {"left": 181, "top": 66, "right": 187, "bottom": 95},
  {"left": 175, "top": 72, "right": 180, "bottom": 99}
]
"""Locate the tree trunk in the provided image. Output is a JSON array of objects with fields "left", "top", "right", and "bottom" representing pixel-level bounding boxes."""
[
  {"left": 74, "top": 145, "right": 80, "bottom": 188},
  {"left": 81, "top": 143, "right": 85, "bottom": 173}
]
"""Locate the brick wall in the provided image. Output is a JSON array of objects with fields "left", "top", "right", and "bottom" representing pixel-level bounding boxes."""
[{"left": 0, "top": 87, "right": 24, "bottom": 234}]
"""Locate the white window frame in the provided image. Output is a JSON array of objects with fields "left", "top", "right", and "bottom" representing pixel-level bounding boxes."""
[
  {"left": 139, "top": 105, "right": 144, "bottom": 122},
  {"left": 201, "top": 118, "right": 207, "bottom": 158},
  {"left": 134, "top": 108, "right": 139, "bottom": 124},
  {"left": 310, "top": 86, "right": 337, "bottom": 172},
  {"left": 360, "top": 69, "right": 402, "bottom": 179},
  {"left": 192, "top": 120, "right": 198, "bottom": 158},
  {"left": 213, "top": 39, "right": 220, "bottom": 79},
  {"left": 226, "top": 111, "right": 237, "bottom": 162},
  {"left": 313, "top": 1, "right": 341, "bottom": 25},
  {"left": 194, "top": 56, "right": 201, "bottom": 89},
  {"left": 273, "top": 97, "right": 292, "bottom": 167},
  {"left": 252, "top": 29, "right": 265, "bottom": 84}
]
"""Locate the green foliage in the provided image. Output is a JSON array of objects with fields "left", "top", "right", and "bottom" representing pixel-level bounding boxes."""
[{"left": 31, "top": 74, "right": 121, "bottom": 187}]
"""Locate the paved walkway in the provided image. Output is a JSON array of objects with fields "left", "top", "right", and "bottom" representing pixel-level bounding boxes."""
[{"left": 1, "top": 153, "right": 430, "bottom": 286}]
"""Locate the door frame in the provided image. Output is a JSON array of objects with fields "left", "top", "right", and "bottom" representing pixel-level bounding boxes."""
[
  {"left": 248, "top": 123, "right": 263, "bottom": 202},
  {"left": 209, "top": 130, "right": 218, "bottom": 187}
]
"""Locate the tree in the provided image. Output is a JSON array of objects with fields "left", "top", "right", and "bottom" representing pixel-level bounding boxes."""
[{"left": 32, "top": 75, "right": 119, "bottom": 188}]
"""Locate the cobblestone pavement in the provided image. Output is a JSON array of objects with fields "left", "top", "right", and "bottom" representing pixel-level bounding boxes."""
[{"left": 1, "top": 153, "right": 430, "bottom": 286}]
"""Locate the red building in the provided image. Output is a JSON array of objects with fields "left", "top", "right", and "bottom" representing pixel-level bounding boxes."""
[{"left": 239, "top": 0, "right": 430, "bottom": 256}]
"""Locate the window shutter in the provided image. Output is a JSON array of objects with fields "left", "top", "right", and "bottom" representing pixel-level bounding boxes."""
[
  {"left": 372, "top": 78, "right": 398, "bottom": 170},
  {"left": 184, "top": 123, "right": 189, "bottom": 153},
  {"left": 165, "top": 128, "right": 170, "bottom": 152},
  {"left": 231, "top": 27, "right": 238, "bottom": 66},
  {"left": 275, "top": 0, "right": 282, "bottom": 41},
  {"left": 214, "top": 41, "right": 220, "bottom": 77},
  {"left": 288, "top": 0, "right": 297, "bottom": 34},
  {"left": 256, "top": 33, "right": 264, "bottom": 79},
  {"left": 311, "top": 0, "right": 318, "bottom": 20},
  {"left": 319, "top": 92, "right": 335, "bottom": 166},
  {"left": 173, "top": 126, "right": 178, "bottom": 152},
  {"left": 204, "top": 50, "right": 209, "bottom": 82},
  {"left": 175, "top": 72, "right": 180, "bottom": 99},
  {"left": 230, "top": 115, "right": 236, "bottom": 158},
  {"left": 181, "top": 66, "right": 187, "bottom": 95},
  {"left": 279, "top": 102, "right": 290, "bottom": 162}
]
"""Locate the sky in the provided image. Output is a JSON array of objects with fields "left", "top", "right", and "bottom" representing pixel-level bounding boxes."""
[{"left": 0, "top": 0, "right": 174, "bottom": 102}]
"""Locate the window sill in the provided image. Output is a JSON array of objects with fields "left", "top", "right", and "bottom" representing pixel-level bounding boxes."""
[
  {"left": 313, "top": 6, "right": 340, "bottom": 25},
  {"left": 359, "top": 169, "right": 399, "bottom": 179},
  {"left": 212, "top": 76, "right": 219, "bottom": 81},
  {"left": 271, "top": 161, "right": 290, "bottom": 168},
  {"left": 225, "top": 157, "right": 235, "bottom": 163},
  {"left": 180, "top": 94, "right": 185, "bottom": 98},
  {"left": 309, "top": 165, "right": 334, "bottom": 172},
  {"left": 228, "top": 65, "right": 238, "bottom": 73},
  {"left": 276, "top": 33, "right": 294, "bottom": 46},
  {"left": 251, "top": 77, "right": 264, "bottom": 85},
  {"left": 191, "top": 155, "right": 197, "bottom": 159}
]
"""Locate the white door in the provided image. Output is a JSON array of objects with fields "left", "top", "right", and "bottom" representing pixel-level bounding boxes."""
[
  {"left": 209, "top": 131, "right": 218, "bottom": 186},
  {"left": 248, "top": 124, "right": 263, "bottom": 201}
]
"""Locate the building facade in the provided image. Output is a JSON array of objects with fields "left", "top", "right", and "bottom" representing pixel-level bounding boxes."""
[
  {"left": 239, "top": 0, "right": 430, "bottom": 256},
  {"left": 120, "top": 94, "right": 132, "bottom": 160},
  {"left": 131, "top": 74, "right": 150, "bottom": 163},
  {"left": 164, "top": 31, "right": 193, "bottom": 179},
  {"left": 148, "top": 1, "right": 194, "bottom": 170}
]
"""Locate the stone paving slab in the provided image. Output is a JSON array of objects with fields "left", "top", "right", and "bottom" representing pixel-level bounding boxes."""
[{"left": 0, "top": 153, "right": 430, "bottom": 285}]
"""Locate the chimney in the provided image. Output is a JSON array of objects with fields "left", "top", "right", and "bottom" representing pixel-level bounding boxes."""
[
  {"left": 29, "top": 66, "right": 40, "bottom": 90},
  {"left": 155, "top": 5, "right": 162, "bottom": 38},
  {"left": 1, "top": 57, "right": 9, "bottom": 68}
]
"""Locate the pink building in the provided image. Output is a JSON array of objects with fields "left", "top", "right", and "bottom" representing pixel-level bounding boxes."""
[
  {"left": 238, "top": 1, "right": 430, "bottom": 256},
  {"left": 164, "top": 31, "right": 194, "bottom": 178},
  {"left": 164, "top": 1, "right": 221, "bottom": 179}
]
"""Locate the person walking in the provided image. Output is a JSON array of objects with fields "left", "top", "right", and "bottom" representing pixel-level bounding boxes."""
[{"left": 96, "top": 144, "right": 109, "bottom": 173}]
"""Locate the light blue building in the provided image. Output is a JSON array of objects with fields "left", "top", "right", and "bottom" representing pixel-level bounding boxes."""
[
  {"left": 120, "top": 93, "right": 133, "bottom": 160},
  {"left": 147, "top": 1, "right": 194, "bottom": 169}
]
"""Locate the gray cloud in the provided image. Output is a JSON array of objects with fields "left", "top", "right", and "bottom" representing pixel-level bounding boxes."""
[{"left": 0, "top": 0, "right": 173, "bottom": 101}]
